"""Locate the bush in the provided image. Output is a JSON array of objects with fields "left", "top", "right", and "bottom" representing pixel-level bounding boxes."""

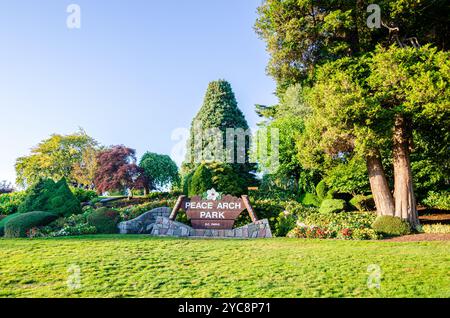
[
  {"left": 0, "top": 192, "right": 26, "bottom": 215},
  {"left": 287, "top": 209, "right": 377, "bottom": 240},
  {"left": 4, "top": 211, "right": 58, "bottom": 238},
  {"left": 274, "top": 211, "right": 297, "bottom": 237},
  {"left": 87, "top": 208, "right": 120, "bottom": 234},
  {"left": 349, "top": 195, "right": 375, "bottom": 211},
  {"left": 18, "top": 178, "right": 81, "bottom": 216},
  {"left": 422, "top": 191, "right": 450, "bottom": 210},
  {"left": 189, "top": 164, "right": 214, "bottom": 196},
  {"left": 421, "top": 223, "right": 450, "bottom": 234},
  {"left": 300, "top": 193, "right": 321, "bottom": 207},
  {"left": 315, "top": 180, "right": 329, "bottom": 201},
  {"left": 234, "top": 199, "right": 285, "bottom": 229},
  {"left": 117, "top": 199, "right": 177, "bottom": 221},
  {"left": 372, "top": 216, "right": 411, "bottom": 237},
  {"left": 71, "top": 187, "right": 98, "bottom": 203},
  {"left": 319, "top": 199, "right": 345, "bottom": 213},
  {"left": 0, "top": 213, "right": 22, "bottom": 236}
]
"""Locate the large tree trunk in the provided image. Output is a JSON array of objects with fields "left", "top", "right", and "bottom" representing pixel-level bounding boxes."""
[
  {"left": 366, "top": 150, "right": 395, "bottom": 216},
  {"left": 393, "top": 114, "right": 419, "bottom": 226}
]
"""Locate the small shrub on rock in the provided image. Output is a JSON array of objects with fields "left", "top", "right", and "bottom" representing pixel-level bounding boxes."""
[
  {"left": 4, "top": 211, "right": 58, "bottom": 238},
  {"left": 372, "top": 215, "right": 411, "bottom": 237},
  {"left": 349, "top": 195, "right": 375, "bottom": 211},
  {"left": 87, "top": 208, "right": 120, "bottom": 234},
  {"left": 319, "top": 199, "right": 345, "bottom": 213}
]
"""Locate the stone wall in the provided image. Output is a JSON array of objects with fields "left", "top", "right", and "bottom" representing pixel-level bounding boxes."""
[
  {"left": 151, "top": 217, "right": 272, "bottom": 239},
  {"left": 117, "top": 207, "right": 171, "bottom": 234}
]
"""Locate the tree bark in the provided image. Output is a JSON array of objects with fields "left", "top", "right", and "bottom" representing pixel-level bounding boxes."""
[
  {"left": 366, "top": 150, "right": 395, "bottom": 216},
  {"left": 393, "top": 114, "right": 419, "bottom": 226}
]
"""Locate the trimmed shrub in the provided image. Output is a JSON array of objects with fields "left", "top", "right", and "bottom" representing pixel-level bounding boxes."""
[
  {"left": 0, "top": 192, "right": 27, "bottom": 215},
  {"left": 87, "top": 208, "right": 120, "bottom": 234},
  {"left": 0, "top": 213, "right": 22, "bottom": 236},
  {"left": 4, "top": 211, "right": 58, "bottom": 238},
  {"left": 300, "top": 192, "right": 321, "bottom": 207},
  {"left": 189, "top": 164, "right": 214, "bottom": 197},
  {"left": 18, "top": 178, "right": 81, "bottom": 216},
  {"left": 319, "top": 199, "right": 345, "bottom": 213},
  {"left": 349, "top": 195, "right": 375, "bottom": 211},
  {"left": 315, "top": 180, "right": 329, "bottom": 201},
  {"left": 372, "top": 216, "right": 411, "bottom": 237}
]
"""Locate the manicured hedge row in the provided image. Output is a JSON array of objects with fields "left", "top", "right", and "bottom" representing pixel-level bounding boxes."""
[
  {"left": 0, "top": 213, "right": 22, "bottom": 236},
  {"left": 4, "top": 211, "right": 58, "bottom": 238}
]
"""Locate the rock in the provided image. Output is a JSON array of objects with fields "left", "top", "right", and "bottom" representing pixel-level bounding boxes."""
[{"left": 117, "top": 207, "right": 171, "bottom": 234}]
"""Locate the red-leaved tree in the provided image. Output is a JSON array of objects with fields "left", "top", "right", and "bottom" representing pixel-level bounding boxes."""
[{"left": 94, "top": 145, "right": 149, "bottom": 195}]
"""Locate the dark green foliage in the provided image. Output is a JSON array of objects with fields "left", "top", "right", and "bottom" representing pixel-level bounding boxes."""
[
  {"left": 71, "top": 188, "right": 98, "bottom": 203},
  {"left": 4, "top": 211, "right": 58, "bottom": 238},
  {"left": 87, "top": 208, "right": 120, "bottom": 234},
  {"left": 18, "top": 178, "right": 81, "bottom": 216},
  {"left": 182, "top": 171, "right": 194, "bottom": 196},
  {"left": 300, "top": 193, "right": 321, "bottom": 207},
  {"left": 0, "top": 213, "right": 21, "bottom": 236},
  {"left": 372, "top": 216, "right": 412, "bottom": 237},
  {"left": 183, "top": 80, "right": 257, "bottom": 192},
  {"left": 349, "top": 195, "right": 375, "bottom": 212},
  {"left": 319, "top": 199, "right": 346, "bottom": 214},
  {"left": 189, "top": 164, "right": 214, "bottom": 196}
]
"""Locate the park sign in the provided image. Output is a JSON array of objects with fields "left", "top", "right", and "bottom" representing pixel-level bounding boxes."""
[{"left": 169, "top": 188, "right": 258, "bottom": 230}]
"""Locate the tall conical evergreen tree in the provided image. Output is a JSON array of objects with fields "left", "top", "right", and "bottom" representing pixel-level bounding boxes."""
[{"left": 183, "top": 80, "right": 257, "bottom": 194}]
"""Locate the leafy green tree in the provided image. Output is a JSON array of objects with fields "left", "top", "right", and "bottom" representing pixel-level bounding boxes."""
[
  {"left": 15, "top": 130, "right": 98, "bottom": 188},
  {"left": 139, "top": 152, "right": 180, "bottom": 193},
  {"left": 255, "top": 0, "right": 449, "bottom": 95},
  {"left": 299, "top": 45, "right": 449, "bottom": 225},
  {"left": 72, "top": 146, "right": 101, "bottom": 189}
]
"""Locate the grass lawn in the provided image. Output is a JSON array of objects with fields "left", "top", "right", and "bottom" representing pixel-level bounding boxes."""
[{"left": 0, "top": 236, "right": 449, "bottom": 298}]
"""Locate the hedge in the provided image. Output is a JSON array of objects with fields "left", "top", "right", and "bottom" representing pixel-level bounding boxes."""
[
  {"left": 319, "top": 199, "right": 346, "bottom": 213},
  {"left": 372, "top": 216, "right": 411, "bottom": 237},
  {"left": 4, "top": 211, "right": 58, "bottom": 238},
  {"left": 87, "top": 208, "right": 120, "bottom": 234},
  {"left": 0, "top": 213, "right": 22, "bottom": 236}
]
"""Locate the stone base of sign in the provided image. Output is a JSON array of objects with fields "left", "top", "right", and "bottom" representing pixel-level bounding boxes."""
[
  {"left": 117, "top": 207, "right": 171, "bottom": 234},
  {"left": 150, "top": 216, "right": 272, "bottom": 239}
]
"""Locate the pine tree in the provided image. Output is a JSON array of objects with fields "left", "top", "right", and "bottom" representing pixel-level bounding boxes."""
[{"left": 183, "top": 80, "right": 257, "bottom": 194}]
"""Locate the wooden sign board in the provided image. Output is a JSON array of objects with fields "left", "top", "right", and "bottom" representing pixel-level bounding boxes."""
[{"left": 169, "top": 190, "right": 258, "bottom": 230}]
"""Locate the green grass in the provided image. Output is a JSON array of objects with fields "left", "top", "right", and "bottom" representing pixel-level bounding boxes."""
[{"left": 0, "top": 236, "right": 449, "bottom": 298}]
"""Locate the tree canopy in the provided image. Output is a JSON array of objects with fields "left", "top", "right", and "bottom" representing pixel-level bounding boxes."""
[
  {"left": 15, "top": 130, "right": 98, "bottom": 188},
  {"left": 139, "top": 152, "right": 180, "bottom": 191}
]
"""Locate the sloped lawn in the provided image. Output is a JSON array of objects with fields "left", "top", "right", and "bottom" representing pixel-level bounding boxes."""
[{"left": 0, "top": 236, "right": 448, "bottom": 298}]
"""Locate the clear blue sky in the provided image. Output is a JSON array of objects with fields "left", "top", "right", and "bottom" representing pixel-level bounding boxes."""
[{"left": 0, "top": 0, "right": 277, "bottom": 185}]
